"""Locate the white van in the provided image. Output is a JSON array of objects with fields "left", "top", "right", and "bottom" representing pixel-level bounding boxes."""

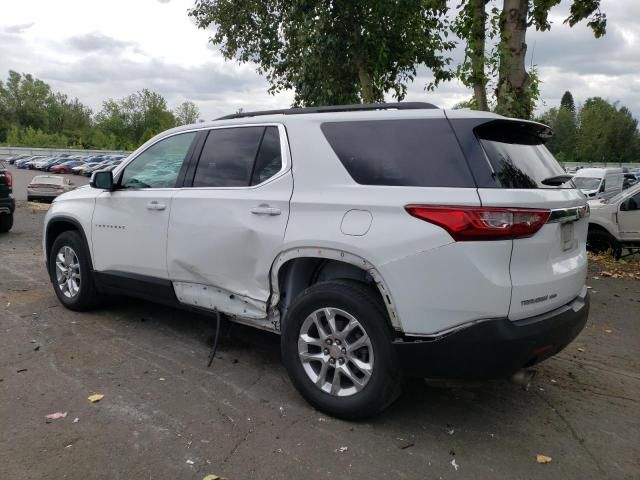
[{"left": 573, "top": 168, "right": 623, "bottom": 199}]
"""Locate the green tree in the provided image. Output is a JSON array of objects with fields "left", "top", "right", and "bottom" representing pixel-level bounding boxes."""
[
  {"left": 95, "top": 89, "right": 176, "bottom": 149},
  {"left": 0, "top": 71, "right": 94, "bottom": 145},
  {"left": 560, "top": 91, "right": 576, "bottom": 115},
  {"left": 189, "top": 0, "right": 455, "bottom": 105},
  {"left": 174, "top": 101, "right": 200, "bottom": 125},
  {"left": 454, "top": 1, "right": 606, "bottom": 118},
  {"left": 576, "top": 98, "right": 639, "bottom": 163},
  {"left": 549, "top": 106, "right": 577, "bottom": 161}
]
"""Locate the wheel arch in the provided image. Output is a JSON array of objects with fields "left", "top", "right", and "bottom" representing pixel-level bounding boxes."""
[
  {"left": 588, "top": 220, "right": 612, "bottom": 233},
  {"left": 45, "top": 216, "right": 92, "bottom": 266},
  {"left": 270, "top": 247, "right": 402, "bottom": 332}
]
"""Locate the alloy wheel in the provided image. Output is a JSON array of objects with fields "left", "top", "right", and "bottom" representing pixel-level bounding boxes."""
[{"left": 297, "top": 307, "right": 374, "bottom": 397}]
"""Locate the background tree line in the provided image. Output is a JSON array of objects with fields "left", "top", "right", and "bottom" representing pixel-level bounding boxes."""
[
  {"left": 0, "top": 70, "right": 200, "bottom": 150},
  {"left": 536, "top": 91, "right": 640, "bottom": 163}
]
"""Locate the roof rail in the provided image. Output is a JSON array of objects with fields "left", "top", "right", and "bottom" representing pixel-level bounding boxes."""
[{"left": 216, "top": 102, "right": 439, "bottom": 120}]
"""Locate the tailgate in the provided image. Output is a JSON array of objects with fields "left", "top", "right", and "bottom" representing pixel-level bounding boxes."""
[
  {"left": 479, "top": 189, "right": 588, "bottom": 320},
  {"left": 470, "top": 118, "right": 589, "bottom": 321}
]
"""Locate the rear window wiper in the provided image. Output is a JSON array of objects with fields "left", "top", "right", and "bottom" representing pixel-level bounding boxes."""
[{"left": 541, "top": 174, "right": 573, "bottom": 186}]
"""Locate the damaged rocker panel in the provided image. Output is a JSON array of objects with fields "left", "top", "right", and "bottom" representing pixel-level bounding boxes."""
[{"left": 172, "top": 281, "right": 278, "bottom": 328}]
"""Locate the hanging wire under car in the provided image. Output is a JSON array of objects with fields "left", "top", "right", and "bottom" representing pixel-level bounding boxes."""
[{"left": 207, "top": 309, "right": 222, "bottom": 367}]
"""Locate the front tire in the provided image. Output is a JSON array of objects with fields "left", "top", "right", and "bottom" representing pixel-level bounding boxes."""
[
  {"left": 281, "top": 280, "right": 402, "bottom": 420},
  {"left": 0, "top": 214, "right": 13, "bottom": 233},
  {"left": 587, "top": 229, "right": 620, "bottom": 255},
  {"left": 48, "top": 231, "right": 100, "bottom": 311}
]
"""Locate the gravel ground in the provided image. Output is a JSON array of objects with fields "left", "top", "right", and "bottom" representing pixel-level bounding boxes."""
[{"left": 0, "top": 204, "right": 638, "bottom": 480}]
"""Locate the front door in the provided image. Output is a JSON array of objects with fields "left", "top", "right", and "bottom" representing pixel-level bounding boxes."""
[
  {"left": 167, "top": 125, "right": 292, "bottom": 317},
  {"left": 618, "top": 190, "right": 640, "bottom": 241},
  {"left": 91, "top": 131, "right": 197, "bottom": 279}
]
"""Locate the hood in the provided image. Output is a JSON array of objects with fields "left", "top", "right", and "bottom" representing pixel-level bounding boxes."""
[{"left": 52, "top": 184, "right": 97, "bottom": 203}]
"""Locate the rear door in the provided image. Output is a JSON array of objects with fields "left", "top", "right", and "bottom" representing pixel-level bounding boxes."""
[
  {"left": 167, "top": 124, "right": 292, "bottom": 317},
  {"left": 449, "top": 116, "right": 589, "bottom": 320}
]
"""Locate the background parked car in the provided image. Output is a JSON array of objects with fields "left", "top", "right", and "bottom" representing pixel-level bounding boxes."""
[
  {"left": 44, "top": 157, "right": 73, "bottom": 171},
  {"left": 32, "top": 156, "right": 56, "bottom": 170},
  {"left": 50, "top": 160, "right": 84, "bottom": 173},
  {"left": 623, "top": 173, "right": 638, "bottom": 190},
  {"left": 7, "top": 154, "right": 30, "bottom": 165},
  {"left": 16, "top": 156, "right": 42, "bottom": 169},
  {"left": 27, "top": 175, "right": 75, "bottom": 202},
  {"left": 83, "top": 160, "right": 118, "bottom": 176}
]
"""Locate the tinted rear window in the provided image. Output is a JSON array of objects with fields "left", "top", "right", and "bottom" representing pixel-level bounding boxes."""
[
  {"left": 321, "top": 119, "right": 475, "bottom": 187},
  {"left": 193, "top": 127, "right": 264, "bottom": 187},
  {"left": 476, "top": 120, "right": 570, "bottom": 189}
]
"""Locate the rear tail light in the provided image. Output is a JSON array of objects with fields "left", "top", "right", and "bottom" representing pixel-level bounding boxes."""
[
  {"left": 4, "top": 171, "right": 12, "bottom": 187},
  {"left": 405, "top": 205, "right": 551, "bottom": 241}
]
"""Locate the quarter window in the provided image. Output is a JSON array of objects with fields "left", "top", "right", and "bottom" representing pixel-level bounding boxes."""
[
  {"left": 321, "top": 120, "right": 475, "bottom": 187},
  {"left": 251, "top": 127, "right": 282, "bottom": 186},
  {"left": 120, "top": 132, "right": 196, "bottom": 189}
]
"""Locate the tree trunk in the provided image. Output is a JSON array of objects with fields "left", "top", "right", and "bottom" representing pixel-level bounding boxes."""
[
  {"left": 470, "top": 0, "right": 489, "bottom": 111},
  {"left": 352, "top": 50, "right": 376, "bottom": 104},
  {"left": 495, "top": 0, "right": 531, "bottom": 118}
]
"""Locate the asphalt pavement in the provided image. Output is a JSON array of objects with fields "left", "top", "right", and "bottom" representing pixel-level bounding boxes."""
[{"left": 0, "top": 203, "right": 639, "bottom": 480}]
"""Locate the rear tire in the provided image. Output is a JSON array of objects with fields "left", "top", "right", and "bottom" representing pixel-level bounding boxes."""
[
  {"left": 0, "top": 214, "right": 13, "bottom": 233},
  {"left": 281, "top": 280, "right": 402, "bottom": 420},
  {"left": 48, "top": 231, "right": 100, "bottom": 311}
]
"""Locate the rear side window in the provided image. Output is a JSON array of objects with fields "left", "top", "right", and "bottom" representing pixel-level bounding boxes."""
[
  {"left": 321, "top": 119, "right": 474, "bottom": 187},
  {"left": 193, "top": 126, "right": 282, "bottom": 187},
  {"left": 476, "top": 120, "right": 569, "bottom": 189}
]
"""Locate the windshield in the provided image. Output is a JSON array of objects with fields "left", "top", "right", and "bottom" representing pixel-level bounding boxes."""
[{"left": 573, "top": 177, "right": 601, "bottom": 190}]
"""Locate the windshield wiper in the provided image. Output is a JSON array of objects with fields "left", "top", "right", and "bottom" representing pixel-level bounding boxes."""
[{"left": 541, "top": 174, "right": 573, "bottom": 186}]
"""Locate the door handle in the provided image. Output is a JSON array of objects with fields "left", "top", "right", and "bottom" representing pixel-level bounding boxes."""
[
  {"left": 146, "top": 201, "right": 166, "bottom": 211},
  {"left": 251, "top": 204, "right": 281, "bottom": 216}
]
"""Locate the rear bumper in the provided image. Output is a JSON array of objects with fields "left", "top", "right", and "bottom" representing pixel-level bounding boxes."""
[
  {"left": 394, "top": 288, "right": 589, "bottom": 379},
  {"left": 0, "top": 195, "right": 15, "bottom": 214},
  {"left": 27, "top": 190, "right": 58, "bottom": 199}
]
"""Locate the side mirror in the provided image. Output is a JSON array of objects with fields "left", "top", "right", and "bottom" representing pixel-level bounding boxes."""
[
  {"left": 90, "top": 170, "right": 114, "bottom": 190},
  {"left": 599, "top": 183, "right": 605, "bottom": 193}
]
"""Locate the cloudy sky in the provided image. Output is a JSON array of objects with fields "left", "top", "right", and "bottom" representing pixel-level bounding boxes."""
[{"left": 1, "top": 0, "right": 638, "bottom": 120}]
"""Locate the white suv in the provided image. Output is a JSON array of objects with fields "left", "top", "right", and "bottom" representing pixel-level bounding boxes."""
[{"left": 44, "top": 103, "right": 590, "bottom": 419}]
